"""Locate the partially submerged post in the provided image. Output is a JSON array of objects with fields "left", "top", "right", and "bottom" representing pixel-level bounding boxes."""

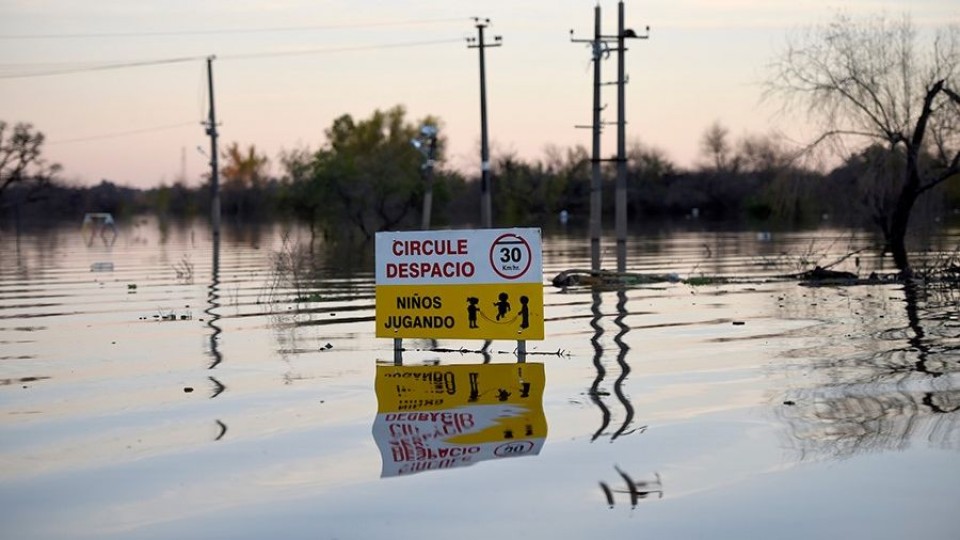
[
  {"left": 572, "top": 3, "right": 649, "bottom": 273},
  {"left": 613, "top": 1, "right": 649, "bottom": 273},
  {"left": 468, "top": 18, "right": 501, "bottom": 229},
  {"left": 570, "top": 5, "right": 606, "bottom": 272},
  {"left": 204, "top": 56, "right": 221, "bottom": 242},
  {"left": 615, "top": 2, "right": 628, "bottom": 273},
  {"left": 590, "top": 5, "right": 603, "bottom": 273}
]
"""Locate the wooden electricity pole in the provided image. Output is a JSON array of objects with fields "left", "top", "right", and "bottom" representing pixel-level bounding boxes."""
[
  {"left": 571, "top": 5, "right": 607, "bottom": 272},
  {"left": 205, "top": 56, "right": 221, "bottom": 242},
  {"left": 468, "top": 18, "right": 501, "bottom": 228},
  {"left": 613, "top": 1, "right": 649, "bottom": 273}
]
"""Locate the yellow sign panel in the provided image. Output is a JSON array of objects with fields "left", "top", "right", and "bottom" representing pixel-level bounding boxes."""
[
  {"left": 372, "top": 363, "right": 547, "bottom": 477},
  {"left": 375, "top": 283, "right": 544, "bottom": 340}
]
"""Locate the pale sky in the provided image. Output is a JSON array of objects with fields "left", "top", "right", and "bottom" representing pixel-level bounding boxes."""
[{"left": 1, "top": 0, "right": 956, "bottom": 188}]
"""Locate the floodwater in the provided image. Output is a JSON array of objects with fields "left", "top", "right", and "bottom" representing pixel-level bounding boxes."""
[{"left": 1, "top": 217, "right": 959, "bottom": 540}]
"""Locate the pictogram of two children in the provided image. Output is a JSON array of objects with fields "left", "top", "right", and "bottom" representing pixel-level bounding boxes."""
[{"left": 467, "top": 293, "right": 530, "bottom": 329}]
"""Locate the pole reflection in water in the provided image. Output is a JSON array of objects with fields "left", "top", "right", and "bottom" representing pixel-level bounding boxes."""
[
  {"left": 589, "top": 290, "right": 611, "bottom": 441},
  {"left": 611, "top": 288, "right": 639, "bottom": 440},
  {"left": 610, "top": 289, "right": 634, "bottom": 441},
  {"left": 205, "top": 233, "right": 224, "bottom": 371},
  {"left": 599, "top": 467, "right": 663, "bottom": 509},
  {"left": 589, "top": 289, "right": 642, "bottom": 442},
  {"left": 208, "top": 375, "right": 226, "bottom": 399},
  {"left": 372, "top": 361, "right": 547, "bottom": 477},
  {"left": 214, "top": 419, "right": 228, "bottom": 441}
]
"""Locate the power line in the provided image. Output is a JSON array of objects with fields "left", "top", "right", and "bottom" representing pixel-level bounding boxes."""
[
  {"left": 0, "top": 38, "right": 464, "bottom": 79},
  {"left": 0, "top": 56, "right": 204, "bottom": 79},
  {"left": 221, "top": 37, "right": 464, "bottom": 61},
  {"left": 48, "top": 122, "right": 198, "bottom": 145},
  {"left": 0, "top": 17, "right": 466, "bottom": 40}
]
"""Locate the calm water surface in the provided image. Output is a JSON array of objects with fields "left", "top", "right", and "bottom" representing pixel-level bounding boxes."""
[{"left": 1, "top": 218, "right": 958, "bottom": 540}]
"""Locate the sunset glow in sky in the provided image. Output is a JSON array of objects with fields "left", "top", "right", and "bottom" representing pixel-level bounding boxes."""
[{"left": 2, "top": 0, "right": 957, "bottom": 188}]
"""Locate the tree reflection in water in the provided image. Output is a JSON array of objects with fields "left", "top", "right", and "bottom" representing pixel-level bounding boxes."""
[
  {"left": 779, "top": 282, "right": 960, "bottom": 458},
  {"left": 263, "top": 234, "right": 374, "bottom": 382}
]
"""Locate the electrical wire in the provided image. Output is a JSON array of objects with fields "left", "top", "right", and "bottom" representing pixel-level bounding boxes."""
[
  {"left": 18, "top": 35, "right": 467, "bottom": 142},
  {"left": 0, "top": 56, "right": 206, "bottom": 79},
  {"left": 0, "top": 37, "right": 464, "bottom": 79},
  {"left": 0, "top": 17, "right": 467, "bottom": 40},
  {"left": 48, "top": 122, "right": 198, "bottom": 145},
  {"left": 220, "top": 37, "right": 465, "bottom": 61}
]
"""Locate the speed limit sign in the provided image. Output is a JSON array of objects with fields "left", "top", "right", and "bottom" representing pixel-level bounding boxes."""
[{"left": 489, "top": 232, "right": 532, "bottom": 280}]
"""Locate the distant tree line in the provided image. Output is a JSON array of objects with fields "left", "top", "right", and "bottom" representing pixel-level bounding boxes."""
[{"left": 2, "top": 108, "right": 957, "bottom": 242}]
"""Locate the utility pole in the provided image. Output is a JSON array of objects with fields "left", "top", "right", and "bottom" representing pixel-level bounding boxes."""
[
  {"left": 572, "top": 5, "right": 611, "bottom": 272},
  {"left": 420, "top": 137, "right": 437, "bottom": 231},
  {"left": 413, "top": 125, "right": 438, "bottom": 230},
  {"left": 612, "top": 1, "right": 649, "bottom": 273},
  {"left": 468, "top": 18, "right": 501, "bottom": 229},
  {"left": 205, "top": 56, "right": 221, "bottom": 242},
  {"left": 179, "top": 146, "right": 187, "bottom": 183}
]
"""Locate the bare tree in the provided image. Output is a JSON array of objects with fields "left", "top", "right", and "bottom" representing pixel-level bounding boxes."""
[
  {"left": 0, "top": 121, "right": 61, "bottom": 205},
  {"left": 700, "top": 120, "right": 733, "bottom": 173},
  {"left": 736, "top": 133, "right": 791, "bottom": 175},
  {"left": 768, "top": 14, "right": 960, "bottom": 273}
]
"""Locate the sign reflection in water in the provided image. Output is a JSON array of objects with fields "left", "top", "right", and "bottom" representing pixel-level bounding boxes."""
[{"left": 372, "top": 362, "right": 547, "bottom": 477}]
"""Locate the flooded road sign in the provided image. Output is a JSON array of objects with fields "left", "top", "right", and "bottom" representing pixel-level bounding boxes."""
[{"left": 375, "top": 228, "right": 544, "bottom": 340}]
